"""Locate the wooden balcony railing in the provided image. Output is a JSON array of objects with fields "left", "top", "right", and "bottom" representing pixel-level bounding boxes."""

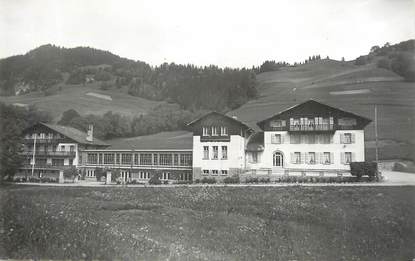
[
  {"left": 20, "top": 151, "right": 76, "bottom": 157},
  {"left": 289, "top": 124, "right": 334, "bottom": 132}
]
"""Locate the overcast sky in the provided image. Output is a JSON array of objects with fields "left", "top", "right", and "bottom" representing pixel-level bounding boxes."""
[{"left": 0, "top": 0, "right": 414, "bottom": 67}]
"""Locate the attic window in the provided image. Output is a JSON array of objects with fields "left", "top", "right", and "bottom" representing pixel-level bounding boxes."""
[
  {"left": 202, "top": 127, "right": 209, "bottom": 136},
  {"left": 220, "top": 126, "right": 228, "bottom": 136},
  {"left": 212, "top": 126, "right": 218, "bottom": 136},
  {"left": 270, "top": 120, "right": 286, "bottom": 128},
  {"left": 338, "top": 118, "right": 357, "bottom": 126}
]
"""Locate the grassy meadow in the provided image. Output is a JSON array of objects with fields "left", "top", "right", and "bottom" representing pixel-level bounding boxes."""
[
  {"left": 230, "top": 60, "right": 415, "bottom": 162},
  {"left": 1, "top": 185, "right": 414, "bottom": 260},
  {"left": 0, "top": 82, "right": 163, "bottom": 120}
]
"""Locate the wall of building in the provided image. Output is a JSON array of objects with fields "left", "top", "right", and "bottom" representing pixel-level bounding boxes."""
[
  {"left": 257, "top": 130, "right": 365, "bottom": 172},
  {"left": 192, "top": 135, "right": 246, "bottom": 178}
]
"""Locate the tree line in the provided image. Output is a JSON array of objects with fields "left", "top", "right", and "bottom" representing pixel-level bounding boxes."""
[{"left": 58, "top": 104, "right": 205, "bottom": 140}]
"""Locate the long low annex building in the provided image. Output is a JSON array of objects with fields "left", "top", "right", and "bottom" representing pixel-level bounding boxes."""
[{"left": 18, "top": 99, "right": 372, "bottom": 183}]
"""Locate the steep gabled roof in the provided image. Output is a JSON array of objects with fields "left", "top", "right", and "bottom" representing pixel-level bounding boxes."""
[
  {"left": 27, "top": 122, "right": 109, "bottom": 146},
  {"left": 256, "top": 99, "right": 372, "bottom": 130},
  {"left": 187, "top": 111, "right": 253, "bottom": 131}
]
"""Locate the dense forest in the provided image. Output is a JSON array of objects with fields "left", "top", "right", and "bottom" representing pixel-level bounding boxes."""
[
  {"left": 0, "top": 102, "right": 53, "bottom": 179},
  {"left": 0, "top": 44, "right": 257, "bottom": 111},
  {"left": 354, "top": 39, "right": 415, "bottom": 81},
  {"left": 57, "top": 104, "right": 205, "bottom": 140}
]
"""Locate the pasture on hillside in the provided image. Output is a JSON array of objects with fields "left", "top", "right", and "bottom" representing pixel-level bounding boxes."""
[
  {"left": 0, "top": 82, "right": 163, "bottom": 121},
  {"left": 230, "top": 59, "right": 415, "bottom": 162},
  {"left": 1, "top": 185, "right": 414, "bottom": 260}
]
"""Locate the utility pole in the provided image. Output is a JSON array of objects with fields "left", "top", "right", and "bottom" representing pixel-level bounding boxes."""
[
  {"left": 374, "top": 104, "right": 379, "bottom": 163},
  {"left": 31, "top": 134, "right": 37, "bottom": 177}
]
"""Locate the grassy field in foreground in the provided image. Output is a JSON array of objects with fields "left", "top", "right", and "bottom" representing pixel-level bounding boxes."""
[{"left": 1, "top": 185, "right": 414, "bottom": 261}]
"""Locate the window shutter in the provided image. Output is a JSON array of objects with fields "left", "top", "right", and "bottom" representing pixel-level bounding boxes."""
[
  {"left": 351, "top": 133, "right": 356, "bottom": 143},
  {"left": 290, "top": 153, "right": 295, "bottom": 164},
  {"left": 330, "top": 152, "right": 334, "bottom": 164},
  {"left": 341, "top": 152, "right": 345, "bottom": 164}
]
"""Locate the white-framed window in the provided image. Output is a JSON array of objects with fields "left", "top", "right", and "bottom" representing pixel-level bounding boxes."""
[
  {"left": 203, "top": 146, "right": 209, "bottom": 160},
  {"left": 212, "top": 170, "right": 218, "bottom": 175},
  {"left": 161, "top": 172, "right": 170, "bottom": 180},
  {"left": 221, "top": 146, "right": 228, "bottom": 159},
  {"left": 202, "top": 127, "right": 209, "bottom": 136},
  {"left": 212, "top": 126, "right": 218, "bottom": 136},
  {"left": 212, "top": 146, "right": 218, "bottom": 160},
  {"left": 104, "top": 153, "right": 115, "bottom": 164},
  {"left": 39, "top": 133, "right": 45, "bottom": 139},
  {"left": 345, "top": 152, "right": 352, "bottom": 164},
  {"left": 323, "top": 152, "right": 333, "bottom": 164},
  {"left": 87, "top": 153, "right": 98, "bottom": 164},
  {"left": 87, "top": 169, "right": 95, "bottom": 177},
  {"left": 159, "top": 154, "right": 173, "bottom": 166},
  {"left": 271, "top": 134, "right": 282, "bottom": 144},
  {"left": 220, "top": 126, "right": 228, "bottom": 136},
  {"left": 308, "top": 152, "right": 316, "bottom": 164},
  {"left": 203, "top": 170, "right": 209, "bottom": 175},
  {"left": 121, "top": 153, "right": 132, "bottom": 165},
  {"left": 221, "top": 170, "right": 228, "bottom": 175},
  {"left": 342, "top": 133, "right": 353, "bottom": 144},
  {"left": 140, "top": 153, "right": 152, "bottom": 165}
]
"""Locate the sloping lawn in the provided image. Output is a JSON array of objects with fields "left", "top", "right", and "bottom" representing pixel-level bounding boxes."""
[{"left": 1, "top": 185, "right": 414, "bottom": 260}]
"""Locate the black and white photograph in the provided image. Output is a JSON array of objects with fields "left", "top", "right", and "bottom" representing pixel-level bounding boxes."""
[{"left": 0, "top": 0, "right": 414, "bottom": 260}]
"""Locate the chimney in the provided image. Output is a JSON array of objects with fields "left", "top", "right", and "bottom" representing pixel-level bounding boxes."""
[{"left": 86, "top": 125, "right": 93, "bottom": 142}]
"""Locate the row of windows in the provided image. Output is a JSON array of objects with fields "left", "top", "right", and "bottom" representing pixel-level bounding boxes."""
[
  {"left": 26, "top": 133, "right": 63, "bottom": 139},
  {"left": 290, "top": 152, "right": 354, "bottom": 165},
  {"left": 202, "top": 126, "right": 228, "bottom": 136},
  {"left": 203, "top": 146, "right": 227, "bottom": 160},
  {"left": 87, "top": 153, "right": 192, "bottom": 166},
  {"left": 270, "top": 133, "right": 355, "bottom": 144},
  {"left": 202, "top": 169, "right": 228, "bottom": 175},
  {"left": 28, "top": 158, "right": 73, "bottom": 166}
]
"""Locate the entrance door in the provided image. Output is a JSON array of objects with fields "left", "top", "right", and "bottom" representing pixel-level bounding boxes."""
[{"left": 273, "top": 152, "right": 283, "bottom": 167}]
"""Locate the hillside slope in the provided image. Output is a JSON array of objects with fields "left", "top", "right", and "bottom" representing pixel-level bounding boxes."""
[
  {"left": 0, "top": 82, "right": 163, "bottom": 121},
  {"left": 229, "top": 59, "right": 415, "bottom": 161}
]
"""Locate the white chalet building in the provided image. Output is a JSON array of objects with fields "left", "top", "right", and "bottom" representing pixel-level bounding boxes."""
[{"left": 190, "top": 100, "right": 372, "bottom": 180}]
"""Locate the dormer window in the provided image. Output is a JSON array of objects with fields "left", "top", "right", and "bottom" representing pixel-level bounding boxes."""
[
  {"left": 202, "top": 127, "right": 209, "bottom": 136},
  {"left": 212, "top": 126, "right": 218, "bottom": 136},
  {"left": 220, "top": 126, "right": 228, "bottom": 136}
]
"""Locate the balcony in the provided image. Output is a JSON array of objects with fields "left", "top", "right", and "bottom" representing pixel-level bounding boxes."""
[
  {"left": 23, "top": 138, "right": 65, "bottom": 144},
  {"left": 20, "top": 151, "right": 76, "bottom": 157},
  {"left": 20, "top": 164, "right": 73, "bottom": 170},
  {"left": 289, "top": 124, "right": 335, "bottom": 132}
]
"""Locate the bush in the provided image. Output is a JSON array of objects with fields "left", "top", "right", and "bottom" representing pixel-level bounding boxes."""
[
  {"left": 223, "top": 175, "right": 240, "bottom": 184},
  {"left": 245, "top": 177, "right": 259, "bottom": 184},
  {"left": 350, "top": 162, "right": 378, "bottom": 180},
  {"left": 377, "top": 58, "right": 390, "bottom": 70},
  {"left": 148, "top": 174, "right": 162, "bottom": 185},
  {"left": 201, "top": 177, "right": 216, "bottom": 184},
  {"left": 355, "top": 56, "right": 368, "bottom": 65},
  {"left": 259, "top": 177, "right": 271, "bottom": 183}
]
